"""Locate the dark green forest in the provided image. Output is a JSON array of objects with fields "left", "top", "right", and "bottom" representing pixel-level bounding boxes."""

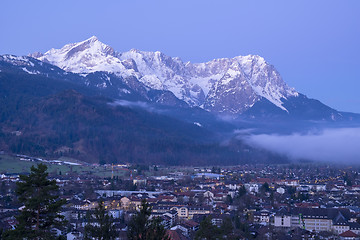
[{"left": 0, "top": 70, "right": 287, "bottom": 165}]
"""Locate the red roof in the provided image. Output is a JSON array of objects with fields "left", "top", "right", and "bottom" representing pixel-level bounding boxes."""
[
  {"left": 146, "top": 198, "right": 159, "bottom": 203},
  {"left": 339, "top": 230, "right": 358, "bottom": 237},
  {"left": 159, "top": 195, "right": 176, "bottom": 200},
  {"left": 166, "top": 230, "right": 187, "bottom": 240},
  {"left": 295, "top": 202, "right": 320, "bottom": 208},
  {"left": 215, "top": 203, "right": 228, "bottom": 209},
  {"left": 175, "top": 192, "right": 194, "bottom": 197},
  {"left": 183, "top": 220, "right": 199, "bottom": 228},
  {"left": 256, "top": 178, "right": 277, "bottom": 183}
]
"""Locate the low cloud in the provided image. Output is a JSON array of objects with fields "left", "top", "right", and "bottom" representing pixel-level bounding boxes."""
[
  {"left": 109, "top": 100, "right": 160, "bottom": 113},
  {"left": 110, "top": 100, "right": 151, "bottom": 109},
  {"left": 234, "top": 128, "right": 256, "bottom": 135},
  {"left": 241, "top": 128, "right": 360, "bottom": 163}
]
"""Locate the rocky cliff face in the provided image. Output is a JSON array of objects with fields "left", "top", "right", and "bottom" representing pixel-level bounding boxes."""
[{"left": 30, "top": 36, "right": 298, "bottom": 114}]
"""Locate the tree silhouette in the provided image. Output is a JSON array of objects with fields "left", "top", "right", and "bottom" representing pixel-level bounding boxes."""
[
  {"left": 127, "top": 200, "right": 169, "bottom": 240},
  {"left": 195, "top": 217, "right": 219, "bottom": 240},
  {"left": 195, "top": 216, "right": 234, "bottom": 240},
  {"left": 3, "top": 163, "right": 66, "bottom": 239},
  {"left": 84, "top": 200, "right": 117, "bottom": 240}
]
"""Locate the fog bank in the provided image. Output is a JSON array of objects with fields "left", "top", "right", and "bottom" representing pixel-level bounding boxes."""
[{"left": 242, "top": 128, "right": 360, "bottom": 163}]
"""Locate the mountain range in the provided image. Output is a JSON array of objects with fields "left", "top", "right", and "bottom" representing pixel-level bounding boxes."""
[
  {"left": 27, "top": 37, "right": 313, "bottom": 114},
  {"left": 0, "top": 36, "right": 358, "bottom": 165}
]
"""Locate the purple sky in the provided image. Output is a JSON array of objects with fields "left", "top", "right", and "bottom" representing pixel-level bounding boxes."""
[{"left": 1, "top": 0, "right": 359, "bottom": 113}]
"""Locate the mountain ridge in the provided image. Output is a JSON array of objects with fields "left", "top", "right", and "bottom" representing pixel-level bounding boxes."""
[
  {"left": 29, "top": 36, "right": 298, "bottom": 115},
  {"left": 1, "top": 36, "right": 357, "bottom": 123}
]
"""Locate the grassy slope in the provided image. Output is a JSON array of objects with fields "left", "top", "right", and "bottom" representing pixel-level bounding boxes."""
[{"left": 0, "top": 154, "right": 128, "bottom": 178}]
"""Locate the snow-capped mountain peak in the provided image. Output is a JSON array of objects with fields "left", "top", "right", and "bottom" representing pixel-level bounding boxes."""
[
  {"left": 87, "top": 35, "right": 99, "bottom": 42},
  {"left": 29, "top": 36, "right": 131, "bottom": 75},
  {"left": 30, "top": 36, "right": 299, "bottom": 114}
]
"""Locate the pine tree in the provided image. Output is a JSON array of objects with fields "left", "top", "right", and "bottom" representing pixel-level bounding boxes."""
[
  {"left": 84, "top": 200, "right": 117, "bottom": 240},
  {"left": 195, "top": 217, "right": 219, "bottom": 240},
  {"left": 127, "top": 200, "right": 169, "bottom": 240},
  {"left": 219, "top": 217, "right": 233, "bottom": 237},
  {"left": 3, "top": 163, "right": 66, "bottom": 239},
  {"left": 237, "top": 185, "right": 246, "bottom": 198},
  {"left": 195, "top": 217, "right": 234, "bottom": 240}
]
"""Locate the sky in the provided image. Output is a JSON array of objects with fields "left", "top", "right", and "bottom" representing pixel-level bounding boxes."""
[{"left": 1, "top": 0, "right": 359, "bottom": 113}]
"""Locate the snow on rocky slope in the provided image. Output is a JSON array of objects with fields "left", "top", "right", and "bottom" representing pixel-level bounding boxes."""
[{"left": 30, "top": 36, "right": 298, "bottom": 114}]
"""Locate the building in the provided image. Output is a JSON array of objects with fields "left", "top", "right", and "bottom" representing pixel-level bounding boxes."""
[
  {"left": 152, "top": 203, "right": 211, "bottom": 219},
  {"left": 339, "top": 230, "right": 359, "bottom": 240},
  {"left": 286, "top": 208, "right": 355, "bottom": 234},
  {"left": 254, "top": 210, "right": 271, "bottom": 225},
  {"left": 244, "top": 183, "right": 259, "bottom": 193},
  {"left": 274, "top": 208, "right": 291, "bottom": 228}
]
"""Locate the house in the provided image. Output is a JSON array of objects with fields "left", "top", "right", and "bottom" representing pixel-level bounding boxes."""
[
  {"left": 333, "top": 211, "right": 350, "bottom": 234},
  {"left": 294, "top": 202, "right": 319, "bottom": 208},
  {"left": 274, "top": 207, "right": 291, "bottom": 228},
  {"left": 133, "top": 176, "right": 147, "bottom": 186},
  {"left": 162, "top": 209, "right": 178, "bottom": 227},
  {"left": 296, "top": 185, "right": 310, "bottom": 192},
  {"left": 339, "top": 230, "right": 359, "bottom": 240},
  {"left": 109, "top": 209, "right": 122, "bottom": 219},
  {"left": 309, "top": 184, "right": 326, "bottom": 192},
  {"left": 253, "top": 210, "right": 271, "bottom": 225},
  {"left": 171, "top": 220, "right": 199, "bottom": 237},
  {"left": 167, "top": 229, "right": 190, "bottom": 240},
  {"left": 174, "top": 192, "right": 193, "bottom": 203},
  {"left": 349, "top": 222, "right": 360, "bottom": 234},
  {"left": 213, "top": 192, "right": 226, "bottom": 202},
  {"left": 68, "top": 199, "right": 96, "bottom": 210},
  {"left": 276, "top": 187, "right": 285, "bottom": 194},
  {"left": 104, "top": 199, "right": 121, "bottom": 210},
  {"left": 203, "top": 190, "right": 214, "bottom": 199},
  {"left": 172, "top": 206, "right": 189, "bottom": 218},
  {"left": 210, "top": 214, "right": 230, "bottom": 227},
  {"left": 244, "top": 183, "right": 260, "bottom": 193},
  {"left": 278, "top": 180, "right": 299, "bottom": 187},
  {"left": 67, "top": 231, "right": 83, "bottom": 240},
  {"left": 224, "top": 181, "right": 242, "bottom": 190},
  {"left": 120, "top": 197, "right": 131, "bottom": 210},
  {"left": 170, "top": 225, "right": 188, "bottom": 236},
  {"left": 195, "top": 173, "right": 223, "bottom": 180},
  {"left": 290, "top": 208, "right": 353, "bottom": 233},
  {"left": 158, "top": 194, "right": 177, "bottom": 203},
  {"left": 182, "top": 220, "right": 199, "bottom": 232},
  {"left": 160, "top": 215, "right": 172, "bottom": 229},
  {"left": 128, "top": 196, "right": 143, "bottom": 210},
  {"left": 188, "top": 206, "right": 211, "bottom": 219},
  {"left": 153, "top": 203, "right": 211, "bottom": 219}
]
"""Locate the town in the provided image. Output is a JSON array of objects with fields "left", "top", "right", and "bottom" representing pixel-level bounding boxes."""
[{"left": 1, "top": 154, "right": 360, "bottom": 239}]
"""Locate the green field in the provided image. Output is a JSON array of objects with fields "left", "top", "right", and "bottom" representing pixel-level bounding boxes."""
[
  {"left": 0, "top": 154, "right": 128, "bottom": 178},
  {"left": 0, "top": 154, "right": 38, "bottom": 174}
]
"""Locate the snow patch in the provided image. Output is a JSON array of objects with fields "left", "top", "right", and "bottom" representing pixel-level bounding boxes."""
[
  {"left": 140, "top": 75, "right": 163, "bottom": 90},
  {"left": 119, "top": 88, "right": 131, "bottom": 94},
  {"left": 22, "top": 67, "right": 40, "bottom": 75},
  {"left": 194, "top": 122, "right": 202, "bottom": 127}
]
